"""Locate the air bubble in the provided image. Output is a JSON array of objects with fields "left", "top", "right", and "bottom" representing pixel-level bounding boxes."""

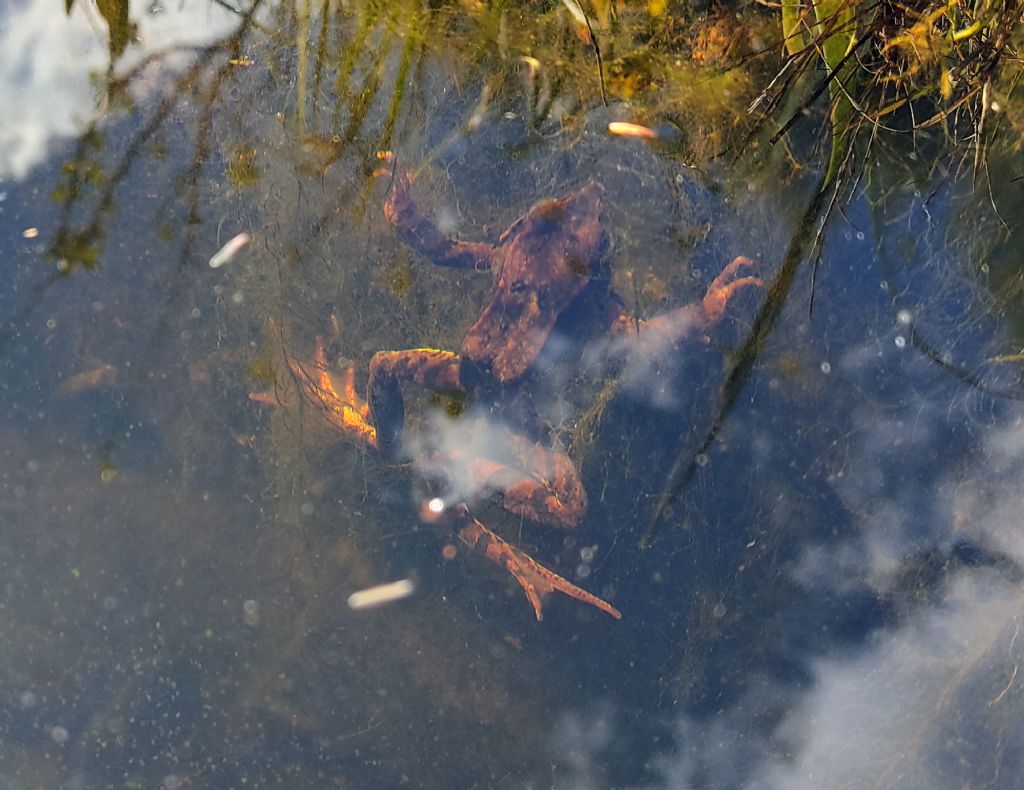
[
  {"left": 897, "top": 309, "right": 912, "bottom": 325},
  {"left": 820, "top": 361, "right": 831, "bottom": 374},
  {"left": 895, "top": 335, "right": 907, "bottom": 349},
  {"left": 242, "top": 599, "right": 260, "bottom": 626}
]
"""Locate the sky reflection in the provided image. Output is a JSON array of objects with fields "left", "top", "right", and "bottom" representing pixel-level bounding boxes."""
[{"left": 0, "top": 0, "right": 241, "bottom": 180}]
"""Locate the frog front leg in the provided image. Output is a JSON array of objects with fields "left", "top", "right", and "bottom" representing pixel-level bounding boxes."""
[
  {"left": 612, "top": 256, "right": 763, "bottom": 348},
  {"left": 384, "top": 171, "right": 498, "bottom": 271}
]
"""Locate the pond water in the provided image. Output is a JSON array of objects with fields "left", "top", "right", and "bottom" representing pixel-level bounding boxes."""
[{"left": 2, "top": 2, "right": 1024, "bottom": 788}]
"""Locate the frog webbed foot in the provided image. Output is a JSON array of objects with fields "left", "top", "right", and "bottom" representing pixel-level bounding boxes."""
[
  {"left": 382, "top": 169, "right": 416, "bottom": 229},
  {"left": 252, "top": 335, "right": 378, "bottom": 449},
  {"left": 299, "top": 337, "right": 378, "bottom": 446},
  {"left": 701, "top": 256, "right": 763, "bottom": 326},
  {"left": 457, "top": 518, "right": 621, "bottom": 621}
]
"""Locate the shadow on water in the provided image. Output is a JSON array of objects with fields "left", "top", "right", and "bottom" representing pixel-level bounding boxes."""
[{"left": 3, "top": 1, "right": 1024, "bottom": 788}]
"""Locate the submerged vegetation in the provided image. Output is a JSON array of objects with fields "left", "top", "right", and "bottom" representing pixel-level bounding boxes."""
[
  {"left": 771, "top": 0, "right": 1024, "bottom": 189},
  {"left": 47, "top": 0, "right": 1024, "bottom": 286}
]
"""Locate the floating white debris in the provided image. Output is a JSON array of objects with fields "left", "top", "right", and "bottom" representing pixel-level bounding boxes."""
[
  {"left": 242, "top": 599, "right": 260, "bottom": 626},
  {"left": 608, "top": 121, "right": 658, "bottom": 140},
  {"left": 347, "top": 578, "right": 416, "bottom": 611},
  {"left": 608, "top": 121, "right": 683, "bottom": 149},
  {"left": 209, "top": 232, "right": 250, "bottom": 268}
]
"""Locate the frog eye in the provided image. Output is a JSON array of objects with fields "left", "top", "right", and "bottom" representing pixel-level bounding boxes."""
[
  {"left": 509, "top": 281, "right": 528, "bottom": 294},
  {"left": 564, "top": 254, "right": 587, "bottom": 276}
]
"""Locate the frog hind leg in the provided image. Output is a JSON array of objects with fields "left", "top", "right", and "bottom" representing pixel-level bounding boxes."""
[
  {"left": 250, "top": 332, "right": 378, "bottom": 449},
  {"left": 368, "top": 349, "right": 463, "bottom": 459},
  {"left": 297, "top": 338, "right": 378, "bottom": 447},
  {"left": 457, "top": 517, "right": 622, "bottom": 621}
]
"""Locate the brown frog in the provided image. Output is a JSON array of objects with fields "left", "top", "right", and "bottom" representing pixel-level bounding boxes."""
[{"left": 255, "top": 171, "right": 761, "bottom": 621}]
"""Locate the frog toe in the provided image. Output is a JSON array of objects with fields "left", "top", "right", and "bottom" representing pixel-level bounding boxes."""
[{"left": 702, "top": 257, "right": 763, "bottom": 324}]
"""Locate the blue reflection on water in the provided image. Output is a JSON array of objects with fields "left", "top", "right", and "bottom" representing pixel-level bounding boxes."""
[{"left": 1, "top": 3, "right": 1023, "bottom": 789}]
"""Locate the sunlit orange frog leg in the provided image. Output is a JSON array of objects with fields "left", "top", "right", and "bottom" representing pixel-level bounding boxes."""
[
  {"left": 250, "top": 337, "right": 378, "bottom": 449},
  {"left": 457, "top": 518, "right": 621, "bottom": 621},
  {"left": 336, "top": 355, "right": 370, "bottom": 421},
  {"left": 299, "top": 337, "right": 378, "bottom": 447}
]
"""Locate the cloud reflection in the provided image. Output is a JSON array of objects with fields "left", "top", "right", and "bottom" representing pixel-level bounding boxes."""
[
  {"left": 679, "top": 384, "right": 1024, "bottom": 788},
  {"left": 760, "top": 573, "right": 1023, "bottom": 790},
  {"left": 550, "top": 346, "right": 1024, "bottom": 789},
  {"left": 0, "top": 1, "right": 241, "bottom": 180},
  {"left": 401, "top": 303, "right": 718, "bottom": 524}
]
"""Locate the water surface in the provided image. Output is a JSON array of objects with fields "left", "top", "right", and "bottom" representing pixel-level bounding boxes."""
[{"left": 2, "top": 2, "right": 1023, "bottom": 788}]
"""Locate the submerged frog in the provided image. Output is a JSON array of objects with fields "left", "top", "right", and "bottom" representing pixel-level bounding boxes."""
[{"left": 255, "top": 171, "right": 761, "bottom": 621}]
